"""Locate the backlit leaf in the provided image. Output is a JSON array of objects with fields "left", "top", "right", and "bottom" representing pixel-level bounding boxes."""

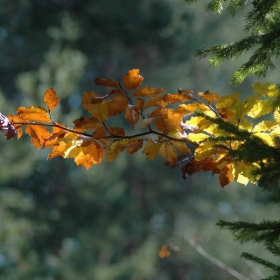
[
  {"left": 73, "top": 116, "right": 102, "bottom": 131},
  {"left": 215, "top": 92, "right": 240, "bottom": 108},
  {"left": 219, "top": 163, "right": 234, "bottom": 188},
  {"left": 246, "top": 100, "right": 274, "bottom": 118},
  {"left": 170, "top": 141, "right": 191, "bottom": 154},
  {"left": 44, "top": 88, "right": 60, "bottom": 111},
  {"left": 126, "top": 137, "right": 143, "bottom": 154},
  {"left": 133, "top": 87, "right": 164, "bottom": 97},
  {"left": 139, "top": 117, "right": 154, "bottom": 128},
  {"left": 252, "top": 120, "right": 278, "bottom": 132},
  {"left": 26, "top": 125, "right": 50, "bottom": 148},
  {"left": 16, "top": 106, "right": 51, "bottom": 122},
  {"left": 162, "top": 93, "right": 193, "bottom": 104},
  {"left": 143, "top": 97, "right": 167, "bottom": 109},
  {"left": 122, "top": 69, "right": 143, "bottom": 90},
  {"left": 198, "top": 90, "right": 220, "bottom": 103},
  {"left": 252, "top": 82, "right": 280, "bottom": 97}
]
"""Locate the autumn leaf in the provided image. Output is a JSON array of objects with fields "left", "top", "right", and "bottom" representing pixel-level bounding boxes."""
[
  {"left": 215, "top": 92, "right": 240, "bottom": 109},
  {"left": 198, "top": 90, "right": 220, "bottom": 103},
  {"left": 162, "top": 93, "right": 193, "bottom": 104},
  {"left": 26, "top": 124, "right": 50, "bottom": 148},
  {"left": 252, "top": 82, "right": 280, "bottom": 98},
  {"left": 108, "top": 127, "right": 125, "bottom": 137},
  {"left": 142, "top": 141, "right": 162, "bottom": 160},
  {"left": 158, "top": 244, "right": 171, "bottom": 258},
  {"left": 159, "top": 142, "right": 177, "bottom": 163},
  {"left": 125, "top": 106, "right": 139, "bottom": 125},
  {"left": 219, "top": 163, "right": 234, "bottom": 188},
  {"left": 73, "top": 116, "right": 102, "bottom": 131},
  {"left": 246, "top": 100, "right": 274, "bottom": 118},
  {"left": 94, "top": 77, "right": 119, "bottom": 88},
  {"left": 122, "top": 69, "right": 144, "bottom": 90},
  {"left": 107, "top": 96, "right": 128, "bottom": 116},
  {"left": 133, "top": 87, "right": 164, "bottom": 97},
  {"left": 126, "top": 137, "right": 143, "bottom": 154},
  {"left": 44, "top": 88, "right": 60, "bottom": 111},
  {"left": 16, "top": 106, "right": 51, "bottom": 122}
]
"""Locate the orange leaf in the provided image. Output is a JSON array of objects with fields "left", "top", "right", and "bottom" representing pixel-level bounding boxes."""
[
  {"left": 74, "top": 141, "right": 103, "bottom": 168},
  {"left": 133, "top": 87, "right": 164, "bottom": 97},
  {"left": 126, "top": 137, "right": 143, "bottom": 154},
  {"left": 73, "top": 116, "right": 102, "bottom": 131},
  {"left": 143, "top": 97, "right": 167, "bottom": 109},
  {"left": 198, "top": 90, "right": 220, "bottom": 103},
  {"left": 125, "top": 106, "right": 139, "bottom": 125},
  {"left": 94, "top": 77, "right": 119, "bottom": 88},
  {"left": 92, "top": 127, "right": 106, "bottom": 139},
  {"left": 107, "top": 96, "right": 129, "bottom": 116},
  {"left": 142, "top": 141, "right": 162, "bottom": 160},
  {"left": 159, "top": 244, "right": 171, "bottom": 258},
  {"left": 135, "top": 98, "right": 144, "bottom": 111},
  {"left": 44, "top": 125, "right": 66, "bottom": 148},
  {"left": 162, "top": 93, "right": 193, "bottom": 104},
  {"left": 122, "top": 69, "right": 143, "bottom": 90},
  {"left": 16, "top": 106, "right": 51, "bottom": 122},
  {"left": 108, "top": 127, "right": 125, "bottom": 137},
  {"left": 26, "top": 124, "right": 50, "bottom": 148},
  {"left": 44, "top": 88, "right": 60, "bottom": 111},
  {"left": 173, "top": 103, "right": 209, "bottom": 116},
  {"left": 154, "top": 115, "right": 183, "bottom": 133},
  {"left": 219, "top": 163, "right": 234, "bottom": 188},
  {"left": 48, "top": 142, "right": 67, "bottom": 159},
  {"left": 159, "top": 142, "right": 177, "bottom": 163}
]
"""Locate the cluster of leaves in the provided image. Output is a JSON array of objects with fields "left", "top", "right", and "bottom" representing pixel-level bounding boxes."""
[
  {"left": 3, "top": 69, "right": 280, "bottom": 187},
  {"left": 185, "top": 0, "right": 280, "bottom": 83}
]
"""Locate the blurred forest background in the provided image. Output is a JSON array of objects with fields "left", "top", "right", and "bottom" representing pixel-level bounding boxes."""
[{"left": 0, "top": 0, "right": 279, "bottom": 279}]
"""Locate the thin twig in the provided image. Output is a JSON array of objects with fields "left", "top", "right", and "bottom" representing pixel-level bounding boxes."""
[{"left": 184, "top": 236, "right": 250, "bottom": 280}]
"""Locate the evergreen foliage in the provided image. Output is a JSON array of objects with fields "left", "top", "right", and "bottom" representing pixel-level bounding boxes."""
[{"left": 185, "top": 0, "right": 280, "bottom": 83}]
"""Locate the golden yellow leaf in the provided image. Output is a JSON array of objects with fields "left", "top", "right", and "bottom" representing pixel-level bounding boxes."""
[
  {"left": 274, "top": 107, "right": 280, "bottom": 123},
  {"left": 233, "top": 161, "right": 258, "bottom": 185},
  {"left": 142, "top": 141, "right": 162, "bottom": 160},
  {"left": 154, "top": 115, "right": 182, "bottom": 133},
  {"left": 187, "top": 133, "right": 209, "bottom": 143},
  {"left": 198, "top": 90, "right": 220, "bottom": 103},
  {"left": 246, "top": 100, "right": 274, "bottom": 118},
  {"left": 44, "top": 88, "right": 60, "bottom": 111},
  {"left": 159, "top": 142, "right": 177, "bottom": 163},
  {"left": 16, "top": 106, "right": 51, "bottom": 122},
  {"left": 122, "top": 69, "right": 144, "bottom": 90},
  {"left": 173, "top": 103, "right": 209, "bottom": 117},
  {"left": 254, "top": 133, "right": 274, "bottom": 146},
  {"left": 252, "top": 120, "right": 278, "bottom": 133},
  {"left": 84, "top": 99, "right": 109, "bottom": 121},
  {"left": 133, "top": 87, "right": 164, "bottom": 97},
  {"left": 252, "top": 82, "right": 280, "bottom": 97},
  {"left": 215, "top": 92, "right": 240, "bottom": 109},
  {"left": 107, "top": 96, "right": 129, "bottom": 116}
]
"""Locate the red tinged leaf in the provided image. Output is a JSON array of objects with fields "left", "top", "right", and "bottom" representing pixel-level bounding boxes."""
[
  {"left": 94, "top": 77, "right": 119, "bottom": 88},
  {"left": 122, "top": 69, "right": 143, "bottom": 90},
  {"left": 0, "top": 113, "right": 18, "bottom": 139},
  {"left": 44, "top": 88, "right": 60, "bottom": 111},
  {"left": 219, "top": 163, "right": 234, "bottom": 187},
  {"left": 125, "top": 106, "right": 139, "bottom": 125},
  {"left": 126, "top": 137, "right": 143, "bottom": 154},
  {"left": 108, "top": 127, "right": 125, "bottom": 137}
]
